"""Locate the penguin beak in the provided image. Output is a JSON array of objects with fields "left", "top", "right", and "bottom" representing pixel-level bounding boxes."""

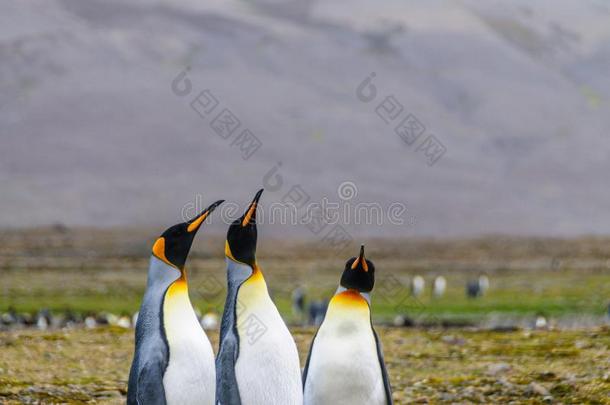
[
  {"left": 351, "top": 245, "right": 369, "bottom": 272},
  {"left": 187, "top": 199, "right": 224, "bottom": 233},
  {"left": 241, "top": 189, "right": 263, "bottom": 227}
]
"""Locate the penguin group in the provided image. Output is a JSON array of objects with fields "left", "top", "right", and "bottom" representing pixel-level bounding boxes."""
[{"left": 127, "top": 189, "right": 393, "bottom": 405}]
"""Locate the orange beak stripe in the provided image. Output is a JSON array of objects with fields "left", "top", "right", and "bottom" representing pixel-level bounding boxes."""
[
  {"left": 351, "top": 246, "right": 369, "bottom": 272},
  {"left": 187, "top": 210, "right": 210, "bottom": 233},
  {"left": 241, "top": 202, "right": 257, "bottom": 227}
]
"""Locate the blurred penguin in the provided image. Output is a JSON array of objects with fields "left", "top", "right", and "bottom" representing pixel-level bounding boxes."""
[
  {"left": 466, "top": 280, "right": 480, "bottom": 298},
  {"left": 467, "top": 273, "right": 490, "bottom": 298},
  {"left": 292, "top": 286, "right": 306, "bottom": 320},
  {"left": 478, "top": 273, "right": 490, "bottom": 295},
  {"left": 308, "top": 299, "right": 329, "bottom": 326},
  {"left": 411, "top": 275, "right": 425, "bottom": 297},
  {"left": 200, "top": 310, "right": 219, "bottom": 331},
  {"left": 36, "top": 309, "right": 51, "bottom": 330},
  {"left": 432, "top": 276, "right": 446, "bottom": 298}
]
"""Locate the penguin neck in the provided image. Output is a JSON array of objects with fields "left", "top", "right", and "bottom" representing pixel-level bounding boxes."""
[
  {"left": 163, "top": 269, "right": 201, "bottom": 340},
  {"left": 324, "top": 288, "right": 371, "bottom": 327},
  {"left": 226, "top": 257, "right": 269, "bottom": 305},
  {"left": 225, "top": 257, "right": 266, "bottom": 286},
  {"left": 147, "top": 256, "right": 181, "bottom": 289},
  {"left": 335, "top": 286, "right": 371, "bottom": 305},
  {"left": 165, "top": 270, "right": 191, "bottom": 309}
]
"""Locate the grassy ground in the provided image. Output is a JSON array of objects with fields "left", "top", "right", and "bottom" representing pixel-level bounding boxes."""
[
  {"left": 2, "top": 229, "right": 610, "bottom": 323},
  {"left": 0, "top": 327, "right": 609, "bottom": 404},
  {"left": 1, "top": 228, "right": 610, "bottom": 403}
]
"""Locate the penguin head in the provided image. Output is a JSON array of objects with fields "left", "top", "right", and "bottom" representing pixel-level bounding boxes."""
[
  {"left": 152, "top": 200, "right": 224, "bottom": 270},
  {"left": 225, "top": 189, "right": 263, "bottom": 268},
  {"left": 340, "top": 245, "right": 375, "bottom": 293}
]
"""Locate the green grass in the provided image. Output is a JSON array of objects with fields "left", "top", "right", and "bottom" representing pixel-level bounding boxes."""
[
  {"left": 2, "top": 267, "right": 609, "bottom": 324},
  {"left": 2, "top": 231, "right": 610, "bottom": 323}
]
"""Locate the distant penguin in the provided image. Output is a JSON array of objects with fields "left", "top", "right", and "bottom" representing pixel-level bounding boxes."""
[
  {"left": 411, "top": 275, "right": 425, "bottom": 297},
  {"left": 292, "top": 286, "right": 306, "bottom": 318},
  {"left": 303, "top": 245, "right": 393, "bottom": 405},
  {"left": 466, "top": 280, "right": 480, "bottom": 298},
  {"left": 216, "top": 189, "right": 302, "bottom": 405},
  {"left": 84, "top": 315, "right": 97, "bottom": 329},
  {"left": 117, "top": 315, "right": 131, "bottom": 329},
  {"left": 478, "top": 274, "right": 490, "bottom": 294},
  {"left": 307, "top": 299, "right": 328, "bottom": 326},
  {"left": 534, "top": 314, "right": 548, "bottom": 330},
  {"left": 127, "top": 200, "right": 223, "bottom": 405},
  {"left": 36, "top": 309, "right": 51, "bottom": 330},
  {"left": 201, "top": 311, "right": 219, "bottom": 331},
  {"left": 467, "top": 274, "right": 490, "bottom": 298},
  {"left": 432, "top": 276, "right": 446, "bottom": 298}
]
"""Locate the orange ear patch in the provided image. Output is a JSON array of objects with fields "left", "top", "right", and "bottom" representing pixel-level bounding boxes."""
[
  {"left": 225, "top": 240, "right": 237, "bottom": 261},
  {"left": 152, "top": 237, "right": 173, "bottom": 267}
]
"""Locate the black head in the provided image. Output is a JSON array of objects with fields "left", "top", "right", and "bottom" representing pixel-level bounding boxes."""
[
  {"left": 225, "top": 189, "right": 263, "bottom": 267},
  {"left": 340, "top": 245, "right": 375, "bottom": 292},
  {"left": 152, "top": 200, "right": 224, "bottom": 270}
]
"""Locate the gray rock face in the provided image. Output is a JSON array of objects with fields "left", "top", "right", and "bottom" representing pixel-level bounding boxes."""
[{"left": 1, "top": 0, "right": 609, "bottom": 237}]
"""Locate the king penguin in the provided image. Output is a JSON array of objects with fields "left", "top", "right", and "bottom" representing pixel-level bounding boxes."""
[
  {"left": 127, "top": 200, "right": 223, "bottom": 405},
  {"left": 216, "top": 189, "right": 303, "bottom": 405},
  {"left": 303, "top": 245, "right": 393, "bottom": 405}
]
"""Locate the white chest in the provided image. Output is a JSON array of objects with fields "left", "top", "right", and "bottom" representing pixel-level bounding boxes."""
[
  {"left": 234, "top": 273, "right": 303, "bottom": 405},
  {"left": 304, "top": 307, "right": 386, "bottom": 405},
  {"left": 162, "top": 280, "right": 216, "bottom": 405}
]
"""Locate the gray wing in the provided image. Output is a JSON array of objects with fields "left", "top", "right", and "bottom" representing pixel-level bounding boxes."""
[
  {"left": 215, "top": 330, "right": 241, "bottom": 405},
  {"left": 131, "top": 359, "right": 167, "bottom": 405},
  {"left": 372, "top": 328, "right": 393, "bottom": 405},
  {"left": 128, "top": 257, "right": 178, "bottom": 405}
]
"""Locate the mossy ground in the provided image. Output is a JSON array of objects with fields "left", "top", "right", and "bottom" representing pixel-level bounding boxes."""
[{"left": 0, "top": 327, "right": 609, "bottom": 404}]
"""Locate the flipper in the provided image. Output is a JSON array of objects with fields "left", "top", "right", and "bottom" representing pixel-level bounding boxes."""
[
  {"left": 372, "top": 328, "right": 393, "bottom": 405},
  {"left": 301, "top": 329, "right": 319, "bottom": 386},
  {"left": 127, "top": 257, "right": 175, "bottom": 405},
  {"left": 215, "top": 332, "right": 241, "bottom": 405},
  {"left": 134, "top": 360, "right": 167, "bottom": 405},
  {"left": 216, "top": 260, "right": 250, "bottom": 405}
]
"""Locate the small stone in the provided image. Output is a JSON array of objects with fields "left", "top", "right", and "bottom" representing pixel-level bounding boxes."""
[
  {"left": 439, "top": 392, "right": 457, "bottom": 401},
  {"left": 574, "top": 340, "right": 589, "bottom": 349},
  {"left": 487, "top": 362, "right": 511, "bottom": 376},
  {"left": 497, "top": 377, "right": 514, "bottom": 389},
  {"left": 527, "top": 382, "right": 550, "bottom": 396},
  {"left": 441, "top": 335, "right": 466, "bottom": 345}
]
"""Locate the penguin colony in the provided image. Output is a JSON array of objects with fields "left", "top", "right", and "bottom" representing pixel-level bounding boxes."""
[{"left": 127, "top": 190, "right": 393, "bottom": 405}]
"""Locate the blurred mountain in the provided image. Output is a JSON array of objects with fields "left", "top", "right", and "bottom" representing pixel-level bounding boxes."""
[{"left": 1, "top": 0, "right": 609, "bottom": 237}]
